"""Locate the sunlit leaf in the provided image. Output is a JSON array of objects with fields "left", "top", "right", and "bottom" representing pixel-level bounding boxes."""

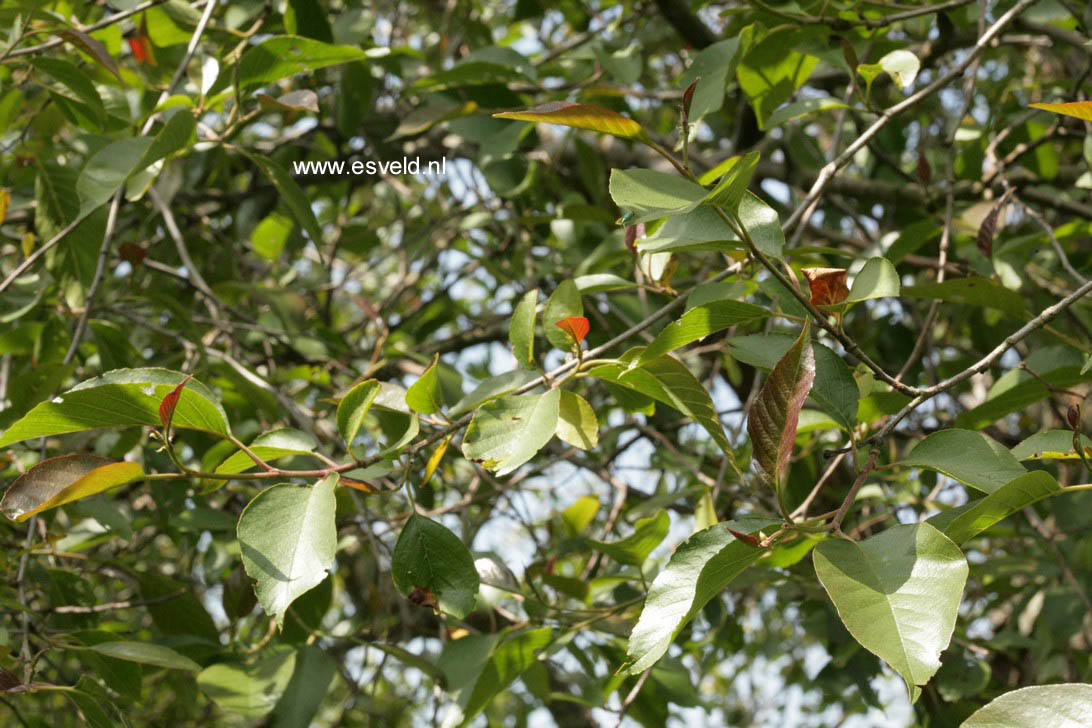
[
  {"left": 0, "top": 368, "right": 230, "bottom": 447},
  {"left": 963, "top": 684, "right": 1092, "bottom": 728},
  {"left": 556, "top": 390, "right": 597, "bottom": 450},
  {"left": 238, "top": 474, "right": 338, "bottom": 626},
  {"left": 494, "top": 102, "right": 647, "bottom": 141},
  {"left": 1029, "top": 101, "right": 1092, "bottom": 122},
  {"left": 625, "top": 518, "right": 780, "bottom": 673},
  {"left": 0, "top": 454, "right": 144, "bottom": 522},
  {"left": 462, "top": 389, "right": 560, "bottom": 476},
  {"left": 814, "top": 523, "right": 967, "bottom": 701},
  {"left": 554, "top": 316, "right": 590, "bottom": 345}
]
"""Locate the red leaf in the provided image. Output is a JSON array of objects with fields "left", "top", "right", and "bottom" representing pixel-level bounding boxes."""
[
  {"left": 119, "top": 242, "right": 146, "bottom": 266},
  {"left": 128, "top": 14, "right": 156, "bottom": 66},
  {"left": 801, "top": 268, "right": 849, "bottom": 306},
  {"left": 555, "top": 316, "right": 590, "bottom": 344},
  {"left": 976, "top": 189, "right": 1012, "bottom": 258},
  {"left": 727, "top": 528, "right": 763, "bottom": 548},
  {"left": 682, "top": 78, "right": 699, "bottom": 121},
  {"left": 747, "top": 321, "right": 816, "bottom": 487},
  {"left": 158, "top": 374, "right": 193, "bottom": 430},
  {"left": 128, "top": 36, "right": 155, "bottom": 65}
]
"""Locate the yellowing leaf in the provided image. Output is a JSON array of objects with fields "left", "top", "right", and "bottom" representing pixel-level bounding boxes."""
[
  {"left": 1030, "top": 101, "right": 1092, "bottom": 122},
  {"left": 1, "top": 454, "right": 145, "bottom": 522},
  {"left": 494, "top": 102, "right": 647, "bottom": 141}
]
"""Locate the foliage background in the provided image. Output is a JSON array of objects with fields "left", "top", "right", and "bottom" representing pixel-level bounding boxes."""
[{"left": 1, "top": 0, "right": 1092, "bottom": 726}]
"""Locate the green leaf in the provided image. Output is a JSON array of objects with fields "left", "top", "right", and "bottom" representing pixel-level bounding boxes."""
[
  {"left": 460, "top": 629, "right": 554, "bottom": 723},
  {"left": 271, "top": 646, "right": 338, "bottom": 728},
  {"left": 901, "top": 278, "right": 1027, "bottom": 319},
  {"left": 85, "top": 641, "right": 201, "bottom": 671},
  {"left": 738, "top": 191, "right": 784, "bottom": 259},
  {"left": 139, "top": 110, "right": 197, "bottom": 170},
  {"left": 934, "top": 471, "right": 1061, "bottom": 545},
  {"left": 573, "top": 273, "right": 635, "bottom": 293},
  {"left": 197, "top": 648, "right": 297, "bottom": 718},
  {"left": 556, "top": 391, "right": 598, "bottom": 450},
  {"left": 406, "top": 354, "right": 443, "bottom": 414},
  {"left": 847, "top": 257, "right": 900, "bottom": 303},
  {"left": 764, "top": 96, "right": 849, "bottom": 128},
  {"left": 215, "top": 429, "right": 318, "bottom": 474},
  {"left": 240, "top": 151, "right": 324, "bottom": 247},
  {"left": 1011, "top": 429, "right": 1092, "bottom": 460},
  {"left": 813, "top": 523, "right": 968, "bottom": 699},
  {"left": 509, "top": 289, "right": 538, "bottom": 367},
  {"left": 461, "top": 389, "right": 560, "bottom": 475},
  {"left": 392, "top": 514, "right": 480, "bottom": 619},
  {"left": 900, "top": 429, "right": 1026, "bottom": 494},
  {"left": 251, "top": 212, "right": 293, "bottom": 260},
  {"left": 962, "top": 684, "right": 1092, "bottom": 727},
  {"left": 679, "top": 37, "right": 744, "bottom": 122},
  {"left": 625, "top": 518, "right": 780, "bottom": 674},
  {"left": 543, "top": 280, "right": 583, "bottom": 351},
  {"left": 238, "top": 474, "right": 338, "bottom": 626},
  {"left": 588, "top": 351, "right": 734, "bottom": 457},
  {"left": 562, "top": 495, "right": 599, "bottom": 535},
  {"left": 77, "top": 137, "right": 155, "bottom": 214},
  {"left": 703, "top": 151, "right": 761, "bottom": 212},
  {"left": 0, "top": 454, "right": 144, "bottom": 522},
  {"left": 747, "top": 322, "right": 815, "bottom": 489},
  {"left": 641, "top": 300, "right": 770, "bottom": 362},
  {"left": 238, "top": 35, "right": 368, "bottom": 89},
  {"left": 608, "top": 169, "right": 706, "bottom": 225},
  {"left": 494, "top": 102, "right": 646, "bottom": 141},
  {"left": 30, "top": 57, "right": 106, "bottom": 128},
  {"left": 336, "top": 379, "right": 381, "bottom": 448},
  {"left": 0, "top": 368, "right": 230, "bottom": 447},
  {"left": 449, "top": 370, "right": 539, "bottom": 418},
  {"left": 737, "top": 29, "right": 820, "bottom": 129},
  {"left": 724, "top": 334, "right": 858, "bottom": 430},
  {"left": 637, "top": 206, "right": 743, "bottom": 254},
  {"left": 877, "top": 49, "right": 920, "bottom": 88},
  {"left": 591, "top": 511, "right": 669, "bottom": 565}
]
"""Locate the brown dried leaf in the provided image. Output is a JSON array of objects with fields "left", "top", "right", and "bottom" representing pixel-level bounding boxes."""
[{"left": 802, "top": 268, "right": 849, "bottom": 306}]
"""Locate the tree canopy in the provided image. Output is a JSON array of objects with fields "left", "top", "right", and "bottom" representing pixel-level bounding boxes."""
[{"left": 2, "top": 0, "right": 1092, "bottom": 726}]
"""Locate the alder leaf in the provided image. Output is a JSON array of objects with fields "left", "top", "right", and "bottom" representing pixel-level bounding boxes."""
[
  {"left": 158, "top": 373, "right": 192, "bottom": 429},
  {"left": 702, "top": 150, "right": 761, "bottom": 212},
  {"left": 461, "top": 389, "right": 561, "bottom": 475},
  {"left": 494, "top": 102, "right": 647, "bottom": 141},
  {"left": 391, "top": 514, "right": 479, "bottom": 618},
  {"left": 963, "top": 684, "right": 1092, "bottom": 728},
  {"left": 801, "top": 268, "right": 849, "bottom": 306},
  {"left": 1029, "top": 101, "right": 1092, "bottom": 122},
  {"left": 554, "top": 316, "right": 589, "bottom": 346},
  {"left": 238, "top": 474, "right": 338, "bottom": 627},
  {"left": 509, "top": 289, "right": 538, "bottom": 367},
  {"left": 0, "top": 454, "right": 145, "bottom": 522},
  {"left": 814, "top": 523, "right": 967, "bottom": 701},
  {"left": 747, "top": 321, "right": 816, "bottom": 487},
  {"left": 555, "top": 391, "right": 598, "bottom": 450}
]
